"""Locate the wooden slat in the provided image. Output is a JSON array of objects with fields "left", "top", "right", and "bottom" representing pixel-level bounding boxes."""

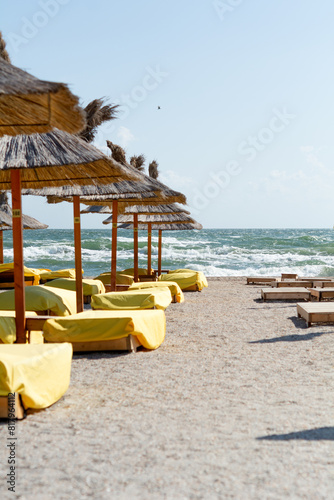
[
  {"left": 110, "top": 200, "right": 118, "bottom": 292},
  {"left": 73, "top": 196, "right": 83, "bottom": 313},
  {"left": 0, "top": 393, "right": 25, "bottom": 420}
]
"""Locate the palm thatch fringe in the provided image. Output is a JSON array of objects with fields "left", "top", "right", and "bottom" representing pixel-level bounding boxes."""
[
  {"left": 0, "top": 59, "right": 85, "bottom": 136},
  {"left": 81, "top": 203, "right": 190, "bottom": 215},
  {"left": 106, "top": 141, "right": 127, "bottom": 165},
  {"left": 0, "top": 129, "right": 144, "bottom": 190},
  {"left": 149, "top": 160, "right": 159, "bottom": 179},
  {"left": 130, "top": 154, "right": 146, "bottom": 172},
  {"left": 119, "top": 222, "right": 203, "bottom": 231},
  {"left": 0, "top": 31, "right": 10, "bottom": 63},
  {"left": 79, "top": 98, "right": 119, "bottom": 143},
  {"left": 103, "top": 212, "right": 196, "bottom": 225}
]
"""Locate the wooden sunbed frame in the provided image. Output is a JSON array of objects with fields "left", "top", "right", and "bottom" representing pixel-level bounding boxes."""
[
  {"left": 0, "top": 393, "right": 25, "bottom": 420},
  {"left": 246, "top": 277, "right": 277, "bottom": 285},
  {"left": 281, "top": 273, "right": 298, "bottom": 280},
  {"left": 272, "top": 280, "right": 313, "bottom": 288},
  {"left": 297, "top": 302, "right": 334, "bottom": 327},
  {"left": 25, "top": 316, "right": 141, "bottom": 353},
  {"left": 0, "top": 272, "right": 36, "bottom": 289},
  {"left": 308, "top": 288, "right": 334, "bottom": 302},
  {"left": 261, "top": 287, "right": 310, "bottom": 302}
]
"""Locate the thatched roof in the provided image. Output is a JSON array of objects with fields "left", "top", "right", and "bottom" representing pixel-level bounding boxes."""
[
  {"left": 0, "top": 32, "right": 11, "bottom": 63},
  {"left": 0, "top": 59, "right": 85, "bottom": 136},
  {"left": 130, "top": 154, "right": 145, "bottom": 172},
  {"left": 119, "top": 222, "right": 203, "bottom": 231},
  {"left": 0, "top": 192, "right": 48, "bottom": 230},
  {"left": 0, "top": 129, "right": 144, "bottom": 190},
  {"left": 81, "top": 203, "right": 191, "bottom": 215},
  {"left": 103, "top": 212, "right": 196, "bottom": 225}
]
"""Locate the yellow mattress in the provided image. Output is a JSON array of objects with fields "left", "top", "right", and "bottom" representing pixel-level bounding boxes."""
[
  {"left": 0, "top": 311, "right": 38, "bottom": 344},
  {"left": 128, "top": 281, "right": 184, "bottom": 303},
  {"left": 91, "top": 287, "right": 172, "bottom": 311},
  {"left": 45, "top": 278, "right": 105, "bottom": 296},
  {"left": 0, "top": 263, "right": 40, "bottom": 285},
  {"left": 0, "top": 286, "right": 77, "bottom": 316},
  {"left": 159, "top": 271, "right": 208, "bottom": 291},
  {"left": 39, "top": 268, "right": 78, "bottom": 280},
  {"left": 0, "top": 343, "right": 72, "bottom": 409},
  {"left": 94, "top": 272, "right": 134, "bottom": 286},
  {"left": 43, "top": 309, "right": 166, "bottom": 350},
  {"left": 121, "top": 268, "right": 154, "bottom": 276}
]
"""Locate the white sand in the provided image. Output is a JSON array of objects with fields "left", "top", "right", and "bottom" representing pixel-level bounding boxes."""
[{"left": 1, "top": 277, "right": 334, "bottom": 499}]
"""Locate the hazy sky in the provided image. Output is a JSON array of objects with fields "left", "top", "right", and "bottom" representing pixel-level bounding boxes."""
[{"left": 2, "top": 0, "right": 334, "bottom": 228}]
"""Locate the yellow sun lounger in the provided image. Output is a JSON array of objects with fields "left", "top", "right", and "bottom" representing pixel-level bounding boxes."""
[
  {"left": 45, "top": 278, "right": 105, "bottom": 303},
  {"left": 0, "top": 286, "right": 77, "bottom": 316},
  {"left": 91, "top": 287, "right": 172, "bottom": 311},
  {"left": 43, "top": 309, "right": 166, "bottom": 351},
  {"left": 0, "top": 343, "right": 72, "bottom": 419},
  {"left": 94, "top": 272, "right": 134, "bottom": 286},
  {"left": 128, "top": 281, "right": 184, "bottom": 303},
  {"left": 0, "top": 263, "right": 40, "bottom": 288},
  {"left": 159, "top": 270, "right": 208, "bottom": 291},
  {"left": 39, "top": 268, "right": 80, "bottom": 283},
  {"left": 0, "top": 311, "right": 43, "bottom": 344}
]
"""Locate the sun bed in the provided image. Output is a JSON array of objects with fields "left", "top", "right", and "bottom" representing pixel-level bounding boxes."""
[
  {"left": 128, "top": 281, "right": 184, "bottom": 303},
  {"left": 45, "top": 278, "right": 105, "bottom": 304},
  {"left": 91, "top": 288, "right": 172, "bottom": 311},
  {"left": 0, "top": 263, "right": 40, "bottom": 289},
  {"left": 0, "top": 286, "right": 77, "bottom": 316},
  {"left": 246, "top": 277, "right": 277, "bottom": 285},
  {"left": 0, "top": 343, "right": 72, "bottom": 419},
  {"left": 281, "top": 273, "right": 298, "bottom": 280},
  {"left": 261, "top": 287, "right": 311, "bottom": 302},
  {"left": 0, "top": 311, "right": 43, "bottom": 344},
  {"left": 43, "top": 309, "right": 166, "bottom": 351},
  {"left": 308, "top": 288, "right": 334, "bottom": 301},
  {"left": 272, "top": 280, "right": 313, "bottom": 288},
  {"left": 38, "top": 268, "right": 78, "bottom": 284},
  {"left": 296, "top": 302, "right": 334, "bottom": 327},
  {"left": 159, "top": 270, "right": 208, "bottom": 291}
]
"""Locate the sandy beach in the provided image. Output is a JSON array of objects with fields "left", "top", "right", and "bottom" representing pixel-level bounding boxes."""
[{"left": 1, "top": 276, "right": 334, "bottom": 499}]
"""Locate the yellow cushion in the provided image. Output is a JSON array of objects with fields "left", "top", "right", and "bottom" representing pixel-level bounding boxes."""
[
  {"left": 159, "top": 271, "right": 208, "bottom": 291},
  {"left": 43, "top": 309, "right": 166, "bottom": 350},
  {"left": 129, "top": 281, "right": 184, "bottom": 303},
  {"left": 121, "top": 268, "right": 154, "bottom": 276},
  {"left": 39, "top": 269, "right": 78, "bottom": 280},
  {"left": 0, "top": 343, "right": 72, "bottom": 409},
  {"left": 45, "top": 278, "right": 105, "bottom": 296},
  {"left": 0, "top": 263, "right": 40, "bottom": 285},
  {"left": 94, "top": 272, "right": 134, "bottom": 286},
  {"left": 0, "top": 311, "right": 38, "bottom": 344},
  {"left": 91, "top": 287, "right": 172, "bottom": 311},
  {"left": 0, "top": 286, "right": 77, "bottom": 316}
]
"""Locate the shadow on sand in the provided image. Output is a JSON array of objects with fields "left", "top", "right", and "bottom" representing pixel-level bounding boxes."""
[
  {"left": 257, "top": 427, "right": 334, "bottom": 441},
  {"left": 249, "top": 330, "right": 332, "bottom": 344}
]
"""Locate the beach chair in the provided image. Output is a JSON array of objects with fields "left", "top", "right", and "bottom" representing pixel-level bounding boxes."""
[
  {"left": 0, "top": 285, "right": 77, "bottom": 316},
  {"left": 41, "top": 309, "right": 166, "bottom": 352},
  {"left": 0, "top": 311, "right": 43, "bottom": 344},
  {"left": 0, "top": 263, "right": 40, "bottom": 289},
  {"left": 261, "top": 287, "right": 311, "bottom": 302},
  {"left": 44, "top": 278, "right": 105, "bottom": 304},
  {"left": 297, "top": 302, "right": 334, "bottom": 327},
  {"left": 91, "top": 287, "right": 172, "bottom": 311},
  {"left": 246, "top": 277, "right": 277, "bottom": 285},
  {"left": 128, "top": 281, "right": 184, "bottom": 303},
  {"left": 0, "top": 343, "right": 72, "bottom": 419},
  {"left": 38, "top": 268, "right": 78, "bottom": 284},
  {"left": 159, "top": 270, "right": 208, "bottom": 291}
]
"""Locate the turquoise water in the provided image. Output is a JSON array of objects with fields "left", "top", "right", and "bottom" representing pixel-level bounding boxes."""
[{"left": 2, "top": 228, "right": 334, "bottom": 277}]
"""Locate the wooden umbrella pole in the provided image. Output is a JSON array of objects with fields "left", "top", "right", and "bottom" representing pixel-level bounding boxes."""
[
  {"left": 0, "top": 230, "right": 3, "bottom": 264},
  {"left": 11, "top": 169, "right": 26, "bottom": 343},
  {"left": 134, "top": 214, "right": 139, "bottom": 282},
  {"left": 110, "top": 200, "right": 118, "bottom": 292},
  {"left": 73, "top": 196, "right": 84, "bottom": 313},
  {"left": 158, "top": 229, "right": 162, "bottom": 277},
  {"left": 147, "top": 222, "right": 152, "bottom": 275}
]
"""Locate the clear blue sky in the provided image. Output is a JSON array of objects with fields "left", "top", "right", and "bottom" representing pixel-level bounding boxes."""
[{"left": 2, "top": 0, "right": 334, "bottom": 228}]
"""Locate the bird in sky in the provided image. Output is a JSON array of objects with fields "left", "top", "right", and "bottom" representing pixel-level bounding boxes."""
[{"left": 157, "top": 106, "right": 161, "bottom": 110}]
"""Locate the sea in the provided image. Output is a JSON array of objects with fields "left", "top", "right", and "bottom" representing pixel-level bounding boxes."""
[{"left": 3, "top": 228, "right": 334, "bottom": 278}]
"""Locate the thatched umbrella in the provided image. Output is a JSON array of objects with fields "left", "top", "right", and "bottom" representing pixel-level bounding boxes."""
[
  {"left": 0, "top": 191, "right": 48, "bottom": 263},
  {"left": 0, "top": 55, "right": 85, "bottom": 136},
  {"left": 104, "top": 212, "right": 197, "bottom": 277},
  {"left": 0, "top": 131, "right": 144, "bottom": 342},
  {"left": 119, "top": 221, "right": 203, "bottom": 275}
]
